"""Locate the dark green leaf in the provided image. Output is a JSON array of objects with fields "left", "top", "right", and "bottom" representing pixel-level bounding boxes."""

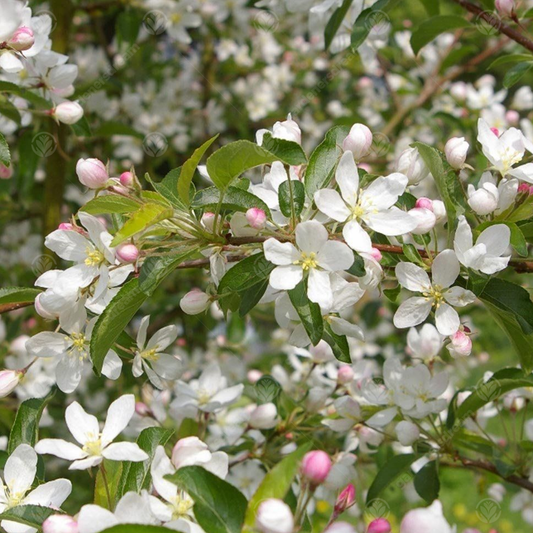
[
  {"left": 166, "top": 465, "right": 247, "bottom": 533},
  {"left": 503, "top": 62, "right": 533, "bottom": 89},
  {"left": 261, "top": 133, "right": 307, "bottom": 166},
  {"left": 0, "top": 505, "right": 58, "bottom": 528},
  {"left": 352, "top": 0, "right": 400, "bottom": 50},
  {"left": 0, "top": 287, "right": 41, "bottom": 314},
  {"left": 81, "top": 195, "right": 141, "bottom": 215},
  {"left": 0, "top": 81, "right": 53, "bottom": 109},
  {"left": 411, "top": 16, "right": 471, "bottom": 56},
  {"left": 278, "top": 179, "right": 305, "bottom": 218},
  {"left": 323, "top": 324, "right": 351, "bottom": 363},
  {"left": 488, "top": 53, "right": 533, "bottom": 69},
  {"left": 116, "top": 10, "right": 141, "bottom": 48},
  {"left": 288, "top": 280, "right": 324, "bottom": 346},
  {"left": 366, "top": 453, "right": 416, "bottom": 504},
  {"left": 154, "top": 167, "right": 187, "bottom": 210},
  {"left": 414, "top": 460, "right": 440, "bottom": 503},
  {"left": 193, "top": 186, "right": 271, "bottom": 217},
  {"left": 325, "top": 0, "right": 354, "bottom": 50},
  {"left": 417, "top": 0, "right": 439, "bottom": 16}
]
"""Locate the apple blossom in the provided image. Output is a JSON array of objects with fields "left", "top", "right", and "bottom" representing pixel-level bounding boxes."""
[
  {"left": 171, "top": 437, "right": 228, "bottom": 475},
  {"left": 0, "top": 369, "right": 21, "bottom": 397},
  {"left": 454, "top": 216, "right": 511, "bottom": 274},
  {"left": 342, "top": 123, "right": 373, "bottom": 160},
  {"left": 408, "top": 206, "right": 436, "bottom": 234},
  {"left": 407, "top": 324, "right": 444, "bottom": 360},
  {"left": 256, "top": 114, "right": 301, "bottom": 145},
  {"left": 367, "top": 518, "right": 392, "bottom": 533},
  {"left": 397, "top": 147, "right": 430, "bottom": 185},
  {"left": 35, "top": 394, "right": 148, "bottom": 469},
  {"left": 314, "top": 151, "right": 416, "bottom": 255},
  {"left": 76, "top": 158, "right": 109, "bottom": 189},
  {"left": 249, "top": 402, "right": 279, "bottom": 429},
  {"left": 394, "top": 250, "right": 476, "bottom": 335},
  {"left": 53, "top": 101, "right": 84, "bottom": 124},
  {"left": 415, "top": 197, "right": 433, "bottom": 210},
  {"left": 116, "top": 243, "right": 139, "bottom": 263},
  {"left": 400, "top": 500, "right": 454, "bottom": 533},
  {"left": 245, "top": 207, "right": 267, "bottom": 229},
  {"left": 326, "top": 523, "right": 356, "bottom": 533},
  {"left": 256, "top": 499, "right": 294, "bottom": 533},
  {"left": 180, "top": 288, "right": 211, "bottom": 314},
  {"left": 301, "top": 450, "right": 332, "bottom": 485},
  {"left": 495, "top": 0, "right": 515, "bottom": 17},
  {"left": 444, "top": 136, "right": 469, "bottom": 169},
  {"left": 42, "top": 515, "right": 79, "bottom": 533},
  {"left": 448, "top": 330, "right": 472, "bottom": 357},
  {"left": 119, "top": 171, "right": 134, "bottom": 187},
  {"left": 8, "top": 26, "right": 34, "bottom": 51},
  {"left": 395, "top": 420, "right": 420, "bottom": 446},
  {"left": 264, "top": 219, "right": 354, "bottom": 310}
]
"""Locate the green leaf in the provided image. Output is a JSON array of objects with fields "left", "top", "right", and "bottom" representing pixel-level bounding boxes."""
[
  {"left": 116, "top": 10, "right": 141, "bottom": 48},
  {"left": 0, "top": 81, "right": 53, "bottom": 109},
  {"left": 0, "top": 132, "right": 10, "bottom": 166},
  {"left": 411, "top": 16, "right": 471, "bottom": 55},
  {"left": 206, "top": 140, "right": 280, "bottom": 190},
  {"left": 411, "top": 142, "right": 465, "bottom": 245},
  {"left": 0, "top": 100, "right": 22, "bottom": 125},
  {"left": 166, "top": 465, "right": 247, "bottom": 533},
  {"left": 402, "top": 244, "right": 425, "bottom": 266},
  {"left": 323, "top": 324, "right": 351, "bottom": 363},
  {"left": 94, "top": 122, "right": 144, "bottom": 139},
  {"left": 503, "top": 62, "right": 533, "bottom": 88},
  {"left": 366, "top": 453, "right": 416, "bottom": 504},
  {"left": 288, "top": 279, "right": 324, "bottom": 346},
  {"left": 81, "top": 195, "right": 141, "bottom": 215},
  {"left": 351, "top": 0, "right": 399, "bottom": 50},
  {"left": 0, "top": 505, "right": 58, "bottom": 528},
  {"left": 243, "top": 443, "right": 312, "bottom": 530},
  {"left": 347, "top": 253, "right": 366, "bottom": 276},
  {"left": 414, "top": 460, "right": 440, "bottom": 503},
  {"left": 304, "top": 125, "right": 349, "bottom": 199},
  {"left": 118, "top": 427, "right": 174, "bottom": 499},
  {"left": 384, "top": 284, "right": 401, "bottom": 302},
  {"left": 178, "top": 135, "right": 219, "bottom": 205},
  {"left": 71, "top": 116, "right": 92, "bottom": 137},
  {"left": 193, "top": 186, "right": 271, "bottom": 217},
  {"left": 0, "top": 287, "right": 41, "bottom": 314},
  {"left": 261, "top": 133, "right": 307, "bottom": 166},
  {"left": 278, "top": 179, "right": 305, "bottom": 218},
  {"left": 456, "top": 368, "right": 533, "bottom": 422},
  {"left": 111, "top": 203, "right": 172, "bottom": 247},
  {"left": 488, "top": 53, "right": 533, "bottom": 69},
  {"left": 154, "top": 167, "right": 187, "bottom": 210},
  {"left": 95, "top": 460, "right": 123, "bottom": 509},
  {"left": 239, "top": 278, "right": 270, "bottom": 317},
  {"left": 325, "top": 0, "right": 354, "bottom": 50},
  {"left": 417, "top": 0, "right": 439, "bottom": 16},
  {"left": 8, "top": 389, "right": 55, "bottom": 454}
]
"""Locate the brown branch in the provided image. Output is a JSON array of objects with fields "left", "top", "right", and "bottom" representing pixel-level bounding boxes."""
[
  {"left": 443, "top": 457, "right": 533, "bottom": 492},
  {"left": 451, "top": 0, "right": 533, "bottom": 53}
]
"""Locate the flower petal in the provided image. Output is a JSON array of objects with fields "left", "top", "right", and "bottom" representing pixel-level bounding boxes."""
[
  {"left": 295, "top": 220, "right": 328, "bottom": 253},
  {"left": 395, "top": 262, "right": 430, "bottom": 292},
  {"left": 264, "top": 238, "right": 299, "bottom": 266},
  {"left": 316, "top": 240, "right": 354, "bottom": 271},
  {"left": 102, "top": 442, "right": 149, "bottom": 462},
  {"left": 35, "top": 439, "right": 86, "bottom": 460},
  {"left": 342, "top": 220, "right": 372, "bottom": 253},
  {"left": 65, "top": 401, "right": 100, "bottom": 446},
  {"left": 314, "top": 189, "right": 351, "bottom": 222},
  {"left": 435, "top": 303, "right": 460, "bottom": 335},
  {"left": 269, "top": 265, "right": 303, "bottom": 291},
  {"left": 101, "top": 394, "right": 135, "bottom": 447},
  {"left": 393, "top": 297, "right": 432, "bottom": 329},
  {"left": 432, "top": 250, "right": 459, "bottom": 288},
  {"left": 336, "top": 151, "right": 359, "bottom": 206}
]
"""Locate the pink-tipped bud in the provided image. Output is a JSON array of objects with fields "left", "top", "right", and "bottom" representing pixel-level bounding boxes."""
[
  {"left": 180, "top": 289, "right": 210, "bottom": 315},
  {"left": 249, "top": 403, "right": 278, "bottom": 429},
  {"left": 0, "top": 370, "right": 22, "bottom": 398},
  {"left": 201, "top": 212, "right": 215, "bottom": 232},
  {"left": 135, "top": 402, "right": 151, "bottom": 417},
  {"left": 342, "top": 123, "right": 373, "bottom": 160},
  {"left": 444, "top": 137, "right": 469, "bottom": 170},
  {"left": 409, "top": 207, "right": 436, "bottom": 235},
  {"left": 58, "top": 222, "right": 74, "bottom": 230},
  {"left": 76, "top": 158, "right": 108, "bottom": 189},
  {"left": 448, "top": 330, "right": 472, "bottom": 357},
  {"left": 42, "top": 514, "right": 79, "bottom": 533},
  {"left": 8, "top": 26, "right": 34, "bottom": 51},
  {"left": 119, "top": 171, "right": 134, "bottom": 188},
  {"left": 34, "top": 293, "right": 58, "bottom": 320},
  {"left": 246, "top": 207, "right": 267, "bottom": 229},
  {"left": 301, "top": 450, "right": 332, "bottom": 485},
  {"left": 247, "top": 369, "right": 263, "bottom": 383},
  {"left": 518, "top": 182, "right": 531, "bottom": 194},
  {"left": 491, "top": 127, "right": 500, "bottom": 137},
  {"left": 415, "top": 197, "right": 433, "bottom": 211},
  {"left": 369, "top": 247, "right": 382, "bottom": 262},
  {"left": 0, "top": 163, "right": 12, "bottom": 179},
  {"left": 506, "top": 110, "right": 520, "bottom": 125},
  {"left": 337, "top": 365, "right": 354, "bottom": 384},
  {"left": 367, "top": 518, "right": 392, "bottom": 533},
  {"left": 116, "top": 243, "right": 139, "bottom": 263},
  {"left": 52, "top": 101, "right": 83, "bottom": 125},
  {"left": 334, "top": 484, "right": 356, "bottom": 514},
  {"left": 496, "top": 0, "right": 515, "bottom": 17}
]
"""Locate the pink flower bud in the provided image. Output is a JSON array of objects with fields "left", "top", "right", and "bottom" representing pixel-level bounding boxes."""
[
  {"left": 342, "top": 123, "right": 373, "bottom": 160},
  {"left": 395, "top": 420, "right": 420, "bottom": 446},
  {"left": 120, "top": 171, "right": 134, "bottom": 187},
  {"left": 116, "top": 243, "right": 139, "bottom": 263},
  {"left": 8, "top": 26, "right": 34, "bottom": 51},
  {"left": 518, "top": 183, "right": 531, "bottom": 194},
  {"left": 358, "top": 76, "right": 373, "bottom": 89},
  {"left": 369, "top": 247, "right": 382, "bottom": 262},
  {"left": 135, "top": 402, "right": 151, "bottom": 417},
  {"left": 337, "top": 365, "right": 354, "bottom": 384},
  {"left": 444, "top": 137, "right": 469, "bottom": 169},
  {"left": 201, "top": 212, "right": 215, "bottom": 232},
  {"left": 52, "top": 101, "right": 84, "bottom": 124},
  {"left": 415, "top": 197, "right": 433, "bottom": 211},
  {"left": 256, "top": 499, "right": 294, "bottom": 533},
  {"left": 247, "top": 369, "right": 262, "bottom": 383},
  {"left": 180, "top": 289, "right": 210, "bottom": 315},
  {"left": 409, "top": 207, "right": 436, "bottom": 235},
  {"left": 334, "top": 484, "right": 356, "bottom": 514},
  {"left": 506, "top": 110, "right": 520, "bottom": 125},
  {"left": 42, "top": 514, "right": 79, "bottom": 533},
  {"left": 249, "top": 403, "right": 278, "bottom": 429},
  {"left": 58, "top": 222, "right": 74, "bottom": 230},
  {"left": 246, "top": 207, "right": 267, "bottom": 229},
  {"left": 301, "top": 450, "right": 332, "bottom": 485},
  {"left": 491, "top": 127, "right": 500, "bottom": 137},
  {"left": 496, "top": 0, "right": 515, "bottom": 17},
  {"left": 0, "top": 370, "right": 21, "bottom": 398},
  {"left": 367, "top": 518, "right": 392, "bottom": 533},
  {"left": 397, "top": 147, "right": 429, "bottom": 185},
  {"left": 76, "top": 158, "right": 108, "bottom": 189},
  {"left": 448, "top": 330, "right": 472, "bottom": 357},
  {"left": 0, "top": 163, "right": 12, "bottom": 179}
]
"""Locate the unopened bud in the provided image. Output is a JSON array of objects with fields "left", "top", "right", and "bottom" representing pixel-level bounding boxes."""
[
  {"left": 448, "top": 330, "right": 472, "bottom": 357},
  {"left": 397, "top": 147, "right": 430, "bottom": 185},
  {"left": 506, "top": 110, "right": 520, "bottom": 125},
  {"left": 496, "top": 0, "right": 515, "bottom": 17},
  {"left": 367, "top": 518, "right": 392, "bottom": 533},
  {"left": 415, "top": 197, "right": 433, "bottom": 211},
  {"left": 301, "top": 450, "right": 332, "bottom": 486},
  {"left": 409, "top": 207, "right": 437, "bottom": 235},
  {"left": 180, "top": 289, "right": 210, "bottom": 315},
  {"left": 135, "top": 402, "right": 152, "bottom": 417},
  {"left": 119, "top": 171, "right": 134, "bottom": 188},
  {"left": 369, "top": 247, "right": 382, "bottom": 262},
  {"left": 76, "top": 158, "right": 108, "bottom": 189},
  {"left": 116, "top": 243, "right": 139, "bottom": 263},
  {"left": 256, "top": 499, "right": 294, "bottom": 533},
  {"left": 42, "top": 514, "right": 79, "bottom": 533},
  {"left": 334, "top": 484, "right": 356, "bottom": 514},
  {"left": 337, "top": 365, "right": 354, "bottom": 384},
  {"left": 8, "top": 26, "right": 34, "bottom": 51},
  {"left": 0, "top": 163, "right": 12, "bottom": 179},
  {"left": 444, "top": 137, "right": 469, "bottom": 170},
  {"left": 395, "top": 421, "right": 420, "bottom": 446},
  {"left": 342, "top": 123, "right": 373, "bottom": 160},
  {"left": 246, "top": 207, "right": 266, "bottom": 229},
  {"left": 0, "top": 369, "right": 21, "bottom": 397},
  {"left": 249, "top": 403, "right": 278, "bottom": 429},
  {"left": 201, "top": 212, "right": 215, "bottom": 232},
  {"left": 52, "top": 101, "right": 83, "bottom": 124}
]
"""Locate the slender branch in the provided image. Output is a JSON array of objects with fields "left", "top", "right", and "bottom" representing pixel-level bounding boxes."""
[{"left": 451, "top": 0, "right": 533, "bottom": 53}]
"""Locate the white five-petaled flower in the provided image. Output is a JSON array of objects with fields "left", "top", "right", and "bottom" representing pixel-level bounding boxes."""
[
  {"left": 314, "top": 151, "right": 417, "bottom": 254},
  {"left": 263, "top": 220, "right": 354, "bottom": 310},
  {"left": 133, "top": 315, "right": 181, "bottom": 389},
  {"left": 35, "top": 394, "right": 148, "bottom": 470},
  {"left": 0, "top": 444, "right": 72, "bottom": 533},
  {"left": 454, "top": 216, "right": 511, "bottom": 275},
  {"left": 393, "top": 250, "right": 476, "bottom": 335},
  {"left": 477, "top": 118, "right": 533, "bottom": 182}
]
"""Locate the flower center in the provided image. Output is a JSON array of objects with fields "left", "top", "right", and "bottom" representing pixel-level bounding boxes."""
[
  {"left": 140, "top": 347, "right": 159, "bottom": 362},
  {"left": 197, "top": 388, "right": 211, "bottom": 405},
  {"left": 500, "top": 146, "right": 523, "bottom": 175},
  {"left": 6, "top": 489, "right": 26, "bottom": 508},
  {"left": 171, "top": 493, "right": 194, "bottom": 519},
  {"left": 170, "top": 13, "right": 183, "bottom": 24},
  {"left": 296, "top": 252, "right": 317, "bottom": 271},
  {"left": 85, "top": 248, "right": 105, "bottom": 267},
  {"left": 422, "top": 285, "right": 445, "bottom": 308},
  {"left": 82, "top": 434, "right": 102, "bottom": 456}
]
